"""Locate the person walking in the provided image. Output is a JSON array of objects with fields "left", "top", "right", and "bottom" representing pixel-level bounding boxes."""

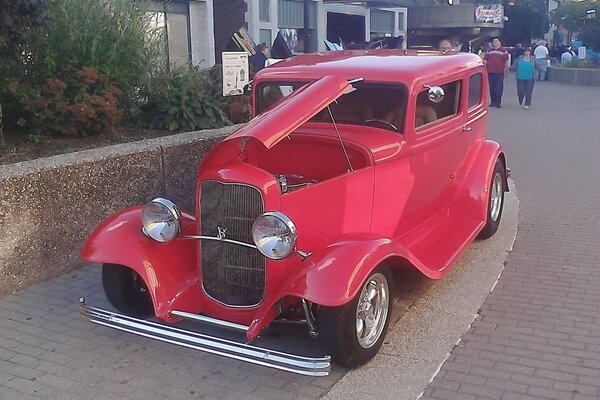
[
  {"left": 484, "top": 37, "right": 509, "bottom": 108},
  {"left": 513, "top": 47, "right": 537, "bottom": 109},
  {"left": 533, "top": 40, "right": 549, "bottom": 81}
]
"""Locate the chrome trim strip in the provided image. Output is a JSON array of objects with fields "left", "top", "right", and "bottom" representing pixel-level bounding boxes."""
[
  {"left": 170, "top": 310, "right": 250, "bottom": 332},
  {"left": 180, "top": 235, "right": 258, "bottom": 249},
  {"left": 79, "top": 299, "right": 330, "bottom": 376}
]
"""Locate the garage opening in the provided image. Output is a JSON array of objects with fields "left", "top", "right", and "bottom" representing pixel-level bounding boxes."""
[{"left": 327, "top": 12, "right": 365, "bottom": 46}]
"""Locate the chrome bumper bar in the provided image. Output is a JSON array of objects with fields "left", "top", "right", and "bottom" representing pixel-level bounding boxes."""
[{"left": 79, "top": 299, "right": 330, "bottom": 376}]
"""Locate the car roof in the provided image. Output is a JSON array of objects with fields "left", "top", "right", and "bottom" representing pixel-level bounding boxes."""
[{"left": 256, "top": 49, "right": 484, "bottom": 89}]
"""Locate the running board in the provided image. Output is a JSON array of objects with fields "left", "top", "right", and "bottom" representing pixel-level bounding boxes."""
[{"left": 79, "top": 299, "right": 330, "bottom": 376}]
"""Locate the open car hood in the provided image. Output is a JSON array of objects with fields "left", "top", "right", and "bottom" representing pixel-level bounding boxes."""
[{"left": 227, "top": 75, "right": 351, "bottom": 149}]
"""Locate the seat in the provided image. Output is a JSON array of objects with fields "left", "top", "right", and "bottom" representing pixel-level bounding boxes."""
[{"left": 415, "top": 105, "right": 438, "bottom": 127}]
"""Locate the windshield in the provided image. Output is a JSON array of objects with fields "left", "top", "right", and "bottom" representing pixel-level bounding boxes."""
[{"left": 256, "top": 82, "right": 407, "bottom": 133}]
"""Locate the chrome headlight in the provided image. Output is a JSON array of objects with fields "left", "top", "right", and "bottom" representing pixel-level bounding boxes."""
[
  {"left": 141, "top": 198, "right": 181, "bottom": 242},
  {"left": 252, "top": 212, "right": 297, "bottom": 260}
]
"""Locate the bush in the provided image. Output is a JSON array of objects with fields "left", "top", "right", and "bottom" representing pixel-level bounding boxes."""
[
  {"left": 143, "top": 67, "right": 232, "bottom": 132},
  {"left": 5, "top": 66, "right": 122, "bottom": 137}
]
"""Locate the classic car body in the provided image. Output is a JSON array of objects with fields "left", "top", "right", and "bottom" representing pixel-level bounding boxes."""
[{"left": 80, "top": 50, "right": 508, "bottom": 376}]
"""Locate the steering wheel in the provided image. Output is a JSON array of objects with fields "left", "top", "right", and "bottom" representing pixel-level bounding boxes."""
[{"left": 363, "top": 119, "right": 399, "bottom": 132}]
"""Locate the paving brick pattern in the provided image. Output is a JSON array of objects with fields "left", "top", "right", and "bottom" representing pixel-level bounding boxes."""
[
  {"left": 420, "top": 78, "right": 600, "bottom": 400},
  {"left": 0, "top": 263, "right": 431, "bottom": 399}
]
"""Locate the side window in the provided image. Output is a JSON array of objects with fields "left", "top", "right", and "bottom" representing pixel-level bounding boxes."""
[
  {"left": 468, "top": 73, "right": 482, "bottom": 109},
  {"left": 415, "top": 80, "right": 461, "bottom": 129}
]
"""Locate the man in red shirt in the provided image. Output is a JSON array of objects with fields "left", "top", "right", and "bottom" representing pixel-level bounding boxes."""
[{"left": 484, "top": 38, "right": 509, "bottom": 108}]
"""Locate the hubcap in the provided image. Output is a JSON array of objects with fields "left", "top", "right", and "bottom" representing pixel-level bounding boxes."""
[
  {"left": 355, "top": 273, "right": 389, "bottom": 349},
  {"left": 490, "top": 172, "right": 503, "bottom": 222}
]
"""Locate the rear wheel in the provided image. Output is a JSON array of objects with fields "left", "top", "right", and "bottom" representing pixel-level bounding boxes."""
[
  {"left": 102, "top": 264, "right": 154, "bottom": 318},
  {"left": 318, "top": 265, "right": 393, "bottom": 367},
  {"left": 478, "top": 158, "right": 506, "bottom": 239}
]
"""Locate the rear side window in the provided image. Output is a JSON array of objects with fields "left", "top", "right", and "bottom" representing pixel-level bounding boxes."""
[
  {"left": 468, "top": 73, "right": 482, "bottom": 109},
  {"left": 414, "top": 80, "right": 461, "bottom": 129}
]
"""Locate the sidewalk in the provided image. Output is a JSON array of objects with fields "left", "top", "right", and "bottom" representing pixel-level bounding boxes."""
[{"left": 419, "top": 76, "right": 600, "bottom": 400}]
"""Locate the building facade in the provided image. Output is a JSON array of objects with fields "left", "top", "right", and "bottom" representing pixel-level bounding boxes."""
[{"left": 157, "top": 0, "right": 506, "bottom": 69}]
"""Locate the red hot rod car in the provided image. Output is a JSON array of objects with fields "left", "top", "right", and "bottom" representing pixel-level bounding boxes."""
[{"left": 80, "top": 50, "right": 508, "bottom": 376}]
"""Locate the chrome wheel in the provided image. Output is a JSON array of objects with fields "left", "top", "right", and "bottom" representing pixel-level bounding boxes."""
[
  {"left": 489, "top": 171, "right": 503, "bottom": 223},
  {"left": 355, "top": 273, "right": 390, "bottom": 349}
]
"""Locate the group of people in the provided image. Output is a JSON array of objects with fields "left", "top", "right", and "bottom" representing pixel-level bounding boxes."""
[{"left": 483, "top": 38, "right": 551, "bottom": 110}]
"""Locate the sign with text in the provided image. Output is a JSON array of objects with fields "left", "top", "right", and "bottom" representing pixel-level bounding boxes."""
[
  {"left": 474, "top": 4, "right": 503, "bottom": 24},
  {"left": 222, "top": 52, "right": 249, "bottom": 97}
]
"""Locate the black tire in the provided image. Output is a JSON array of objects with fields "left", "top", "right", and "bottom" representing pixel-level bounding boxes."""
[
  {"left": 318, "top": 264, "right": 394, "bottom": 368},
  {"left": 478, "top": 158, "right": 506, "bottom": 239},
  {"left": 102, "top": 264, "right": 154, "bottom": 318}
]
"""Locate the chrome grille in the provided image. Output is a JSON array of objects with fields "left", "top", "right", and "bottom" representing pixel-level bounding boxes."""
[{"left": 200, "top": 181, "right": 265, "bottom": 306}]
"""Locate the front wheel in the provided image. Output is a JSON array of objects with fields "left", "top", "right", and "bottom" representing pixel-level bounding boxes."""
[
  {"left": 102, "top": 264, "right": 154, "bottom": 318},
  {"left": 478, "top": 158, "right": 506, "bottom": 239},
  {"left": 318, "top": 265, "right": 394, "bottom": 367}
]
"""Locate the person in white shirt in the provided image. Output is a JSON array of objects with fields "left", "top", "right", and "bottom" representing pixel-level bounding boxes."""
[
  {"left": 561, "top": 46, "right": 576, "bottom": 64},
  {"left": 533, "top": 40, "right": 549, "bottom": 81}
]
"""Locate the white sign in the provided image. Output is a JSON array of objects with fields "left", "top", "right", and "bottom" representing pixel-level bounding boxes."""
[
  {"left": 578, "top": 46, "right": 586, "bottom": 60},
  {"left": 222, "top": 52, "right": 249, "bottom": 97}
]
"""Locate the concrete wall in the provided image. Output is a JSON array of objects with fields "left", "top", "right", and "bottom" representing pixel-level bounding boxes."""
[
  {"left": 548, "top": 66, "right": 600, "bottom": 87},
  {"left": 0, "top": 126, "right": 239, "bottom": 298}
]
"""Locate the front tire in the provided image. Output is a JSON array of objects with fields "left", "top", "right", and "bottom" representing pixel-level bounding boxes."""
[
  {"left": 102, "top": 264, "right": 154, "bottom": 318},
  {"left": 478, "top": 158, "right": 506, "bottom": 239},
  {"left": 318, "top": 265, "right": 394, "bottom": 368}
]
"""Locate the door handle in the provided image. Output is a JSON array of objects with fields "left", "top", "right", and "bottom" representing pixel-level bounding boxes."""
[{"left": 462, "top": 126, "right": 473, "bottom": 132}]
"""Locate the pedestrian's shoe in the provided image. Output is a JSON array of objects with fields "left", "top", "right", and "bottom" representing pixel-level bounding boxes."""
[
  {"left": 496, "top": 104, "right": 501, "bottom": 108},
  {"left": 524, "top": 105, "right": 529, "bottom": 110}
]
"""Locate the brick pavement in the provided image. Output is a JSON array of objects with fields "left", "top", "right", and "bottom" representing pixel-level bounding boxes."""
[
  {"left": 0, "top": 260, "right": 432, "bottom": 399},
  {"left": 420, "top": 77, "right": 600, "bottom": 400}
]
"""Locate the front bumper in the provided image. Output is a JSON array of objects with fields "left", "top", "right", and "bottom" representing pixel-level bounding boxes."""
[{"left": 79, "top": 299, "right": 331, "bottom": 376}]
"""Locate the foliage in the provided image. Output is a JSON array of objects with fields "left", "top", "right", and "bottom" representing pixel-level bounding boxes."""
[
  {"left": 143, "top": 66, "right": 232, "bottom": 132},
  {"left": 580, "top": 22, "right": 600, "bottom": 51},
  {"left": 0, "top": 0, "right": 165, "bottom": 134},
  {"left": 503, "top": 0, "right": 550, "bottom": 45},
  {"left": 0, "top": 0, "right": 48, "bottom": 51},
  {"left": 561, "top": 59, "right": 600, "bottom": 69},
  {"left": 5, "top": 67, "right": 122, "bottom": 137},
  {"left": 550, "top": 0, "right": 598, "bottom": 33},
  {"left": 28, "top": 0, "right": 166, "bottom": 100}
]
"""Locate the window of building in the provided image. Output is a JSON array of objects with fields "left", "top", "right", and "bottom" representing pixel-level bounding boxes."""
[
  {"left": 398, "top": 12, "right": 405, "bottom": 31},
  {"left": 259, "top": 0, "right": 270, "bottom": 22},
  {"left": 259, "top": 29, "right": 272, "bottom": 48},
  {"left": 468, "top": 73, "right": 482, "bottom": 109},
  {"left": 370, "top": 9, "right": 394, "bottom": 37}
]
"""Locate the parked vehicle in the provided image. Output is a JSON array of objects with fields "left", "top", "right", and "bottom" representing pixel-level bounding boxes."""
[{"left": 80, "top": 49, "right": 508, "bottom": 376}]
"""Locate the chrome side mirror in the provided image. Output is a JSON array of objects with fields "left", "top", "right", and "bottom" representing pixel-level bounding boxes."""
[{"left": 424, "top": 85, "right": 445, "bottom": 103}]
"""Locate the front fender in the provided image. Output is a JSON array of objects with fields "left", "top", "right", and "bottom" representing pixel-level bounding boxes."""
[
  {"left": 281, "top": 236, "right": 415, "bottom": 307},
  {"left": 81, "top": 207, "right": 200, "bottom": 320}
]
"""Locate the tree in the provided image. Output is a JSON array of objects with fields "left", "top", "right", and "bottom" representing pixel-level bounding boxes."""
[
  {"left": 503, "top": 0, "right": 550, "bottom": 45},
  {"left": 550, "top": 0, "right": 600, "bottom": 50},
  {"left": 0, "top": 0, "right": 49, "bottom": 146}
]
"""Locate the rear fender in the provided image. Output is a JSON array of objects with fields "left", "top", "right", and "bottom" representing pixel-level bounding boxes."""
[
  {"left": 456, "top": 140, "right": 507, "bottom": 219},
  {"left": 80, "top": 207, "right": 199, "bottom": 320},
  {"left": 281, "top": 237, "right": 416, "bottom": 307}
]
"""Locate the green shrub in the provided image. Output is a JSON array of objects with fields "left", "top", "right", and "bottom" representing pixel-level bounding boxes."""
[
  {"left": 6, "top": 66, "right": 122, "bottom": 137},
  {"left": 0, "top": 0, "right": 164, "bottom": 132},
  {"left": 143, "top": 67, "right": 232, "bottom": 132}
]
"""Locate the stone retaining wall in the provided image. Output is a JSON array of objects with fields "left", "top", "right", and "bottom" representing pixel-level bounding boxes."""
[
  {"left": 548, "top": 66, "right": 600, "bottom": 87},
  {"left": 0, "top": 126, "right": 239, "bottom": 298}
]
